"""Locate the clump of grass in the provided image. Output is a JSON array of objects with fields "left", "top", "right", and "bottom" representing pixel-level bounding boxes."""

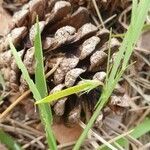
[
  {"left": 34, "top": 0, "right": 150, "bottom": 149},
  {"left": 73, "top": 0, "right": 150, "bottom": 149},
  {"left": 9, "top": 17, "right": 104, "bottom": 150},
  {"left": 9, "top": 17, "right": 57, "bottom": 150},
  {"left": 8, "top": 0, "right": 150, "bottom": 149}
]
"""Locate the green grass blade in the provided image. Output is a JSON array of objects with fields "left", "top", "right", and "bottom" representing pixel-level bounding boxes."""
[
  {"left": 34, "top": 17, "right": 57, "bottom": 150},
  {"left": 9, "top": 28, "right": 57, "bottom": 149},
  {"left": 142, "top": 24, "right": 150, "bottom": 32},
  {"left": 122, "top": 0, "right": 150, "bottom": 69},
  {"left": 107, "top": 32, "right": 128, "bottom": 82},
  {"left": 108, "top": 0, "right": 139, "bottom": 82},
  {"left": 9, "top": 40, "right": 57, "bottom": 150},
  {"left": 117, "top": 118, "right": 150, "bottom": 147},
  {"left": 36, "top": 80, "right": 102, "bottom": 104},
  {"left": 131, "top": 0, "right": 138, "bottom": 24},
  {"left": 108, "top": 0, "right": 138, "bottom": 81},
  {"left": 34, "top": 17, "right": 48, "bottom": 97},
  {"left": 0, "top": 130, "right": 22, "bottom": 150},
  {"left": 9, "top": 40, "right": 41, "bottom": 100},
  {"left": 38, "top": 104, "right": 57, "bottom": 149},
  {"left": 73, "top": 100, "right": 104, "bottom": 150}
]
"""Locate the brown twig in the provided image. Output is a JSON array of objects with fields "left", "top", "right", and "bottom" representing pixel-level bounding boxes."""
[
  {"left": 0, "top": 90, "right": 30, "bottom": 122},
  {"left": 92, "top": 0, "right": 105, "bottom": 28},
  {"left": 22, "top": 135, "right": 45, "bottom": 149}
]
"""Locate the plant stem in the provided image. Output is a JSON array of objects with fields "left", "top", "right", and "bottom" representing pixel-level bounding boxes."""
[
  {"left": 38, "top": 104, "right": 57, "bottom": 149},
  {"left": 73, "top": 95, "right": 106, "bottom": 150}
]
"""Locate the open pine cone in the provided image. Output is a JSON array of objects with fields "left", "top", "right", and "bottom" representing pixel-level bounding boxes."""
[{"left": 0, "top": 0, "right": 129, "bottom": 126}]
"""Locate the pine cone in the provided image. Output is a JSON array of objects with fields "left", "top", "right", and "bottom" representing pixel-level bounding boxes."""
[{"left": 0, "top": 0, "right": 127, "bottom": 125}]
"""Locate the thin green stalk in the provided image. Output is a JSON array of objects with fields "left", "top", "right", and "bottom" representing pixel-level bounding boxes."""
[
  {"left": 9, "top": 20, "right": 57, "bottom": 149},
  {"left": 131, "top": 0, "right": 138, "bottom": 25},
  {"left": 73, "top": 96, "right": 105, "bottom": 150},
  {"left": 9, "top": 40, "right": 57, "bottom": 150},
  {"left": 9, "top": 41, "right": 41, "bottom": 100}
]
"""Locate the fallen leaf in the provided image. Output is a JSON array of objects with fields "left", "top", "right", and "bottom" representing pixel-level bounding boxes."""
[{"left": 52, "top": 120, "right": 83, "bottom": 144}]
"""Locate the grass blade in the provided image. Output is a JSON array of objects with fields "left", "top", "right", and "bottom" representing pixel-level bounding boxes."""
[
  {"left": 34, "top": 17, "right": 57, "bottom": 149},
  {"left": 9, "top": 21, "right": 57, "bottom": 149},
  {"left": 9, "top": 40, "right": 41, "bottom": 100},
  {"left": 131, "top": 0, "right": 138, "bottom": 24},
  {"left": 0, "top": 130, "right": 22, "bottom": 150},
  {"left": 36, "top": 80, "right": 102, "bottom": 104},
  {"left": 34, "top": 17, "right": 48, "bottom": 97}
]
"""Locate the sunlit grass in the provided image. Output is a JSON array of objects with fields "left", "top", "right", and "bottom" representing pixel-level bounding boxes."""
[
  {"left": 35, "top": 80, "right": 103, "bottom": 104},
  {"left": 9, "top": 18, "right": 57, "bottom": 150},
  {"left": 7, "top": 0, "right": 150, "bottom": 149},
  {"left": 73, "top": 0, "right": 150, "bottom": 149}
]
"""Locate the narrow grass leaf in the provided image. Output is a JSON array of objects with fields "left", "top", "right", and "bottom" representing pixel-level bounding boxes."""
[
  {"left": 36, "top": 80, "right": 102, "bottom": 104},
  {"left": 130, "top": 118, "right": 150, "bottom": 139},
  {"left": 0, "top": 130, "right": 22, "bottom": 150},
  {"left": 34, "top": 17, "right": 48, "bottom": 97},
  {"left": 34, "top": 17, "right": 57, "bottom": 150},
  {"left": 9, "top": 40, "right": 41, "bottom": 100},
  {"left": 9, "top": 22, "right": 57, "bottom": 149},
  {"left": 122, "top": 0, "right": 150, "bottom": 69},
  {"left": 131, "top": 0, "right": 138, "bottom": 24}
]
